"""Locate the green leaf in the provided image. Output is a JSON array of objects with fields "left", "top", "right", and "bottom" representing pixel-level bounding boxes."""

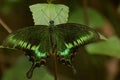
[
  {"left": 0, "top": 45, "right": 22, "bottom": 55},
  {"left": 3, "top": 55, "right": 54, "bottom": 80},
  {"left": 29, "top": 3, "right": 69, "bottom": 25},
  {"left": 68, "top": 7, "right": 105, "bottom": 29},
  {"left": 86, "top": 36, "right": 120, "bottom": 58}
]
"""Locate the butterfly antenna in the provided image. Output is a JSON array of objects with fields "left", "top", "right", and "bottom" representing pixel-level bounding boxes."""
[{"left": 53, "top": 8, "right": 63, "bottom": 21}]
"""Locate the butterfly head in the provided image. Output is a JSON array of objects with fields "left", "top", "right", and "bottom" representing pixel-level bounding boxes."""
[
  {"left": 49, "top": 20, "right": 54, "bottom": 24},
  {"left": 49, "top": 20, "right": 55, "bottom": 27}
]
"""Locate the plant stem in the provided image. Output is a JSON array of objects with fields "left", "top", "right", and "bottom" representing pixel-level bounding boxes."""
[
  {"left": 53, "top": 52, "right": 58, "bottom": 80},
  {"left": 47, "top": 0, "right": 54, "bottom": 3},
  {"left": 83, "top": 0, "right": 89, "bottom": 26},
  {"left": 0, "top": 18, "right": 12, "bottom": 33}
]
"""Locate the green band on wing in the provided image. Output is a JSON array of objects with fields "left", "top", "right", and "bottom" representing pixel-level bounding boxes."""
[
  {"left": 65, "top": 31, "right": 95, "bottom": 48},
  {"left": 65, "top": 43, "right": 73, "bottom": 49},
  {"left": 35, "top": 49, "right": 46, "bottom": 58},
  {"left": 59, "top": 48, "right": 70, "bottom": 56}
]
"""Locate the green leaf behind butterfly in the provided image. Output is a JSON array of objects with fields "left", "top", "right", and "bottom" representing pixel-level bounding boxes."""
[{"left": 29, "top": 3, "right": 69, "bottom": 25}]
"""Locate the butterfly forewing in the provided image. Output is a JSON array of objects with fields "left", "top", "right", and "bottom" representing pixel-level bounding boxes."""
[
  {"left": 2, "top": 25, "right": 52, "bottom": 53},
  {"left": 54, "top": 23, "right": 100, "bottom": 55}
]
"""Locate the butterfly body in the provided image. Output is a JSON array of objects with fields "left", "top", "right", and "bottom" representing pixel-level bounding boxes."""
[{"left": 2, "top": 21, "right": 100, "bottom": 78}]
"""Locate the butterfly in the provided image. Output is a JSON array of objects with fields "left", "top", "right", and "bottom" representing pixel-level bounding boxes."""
[{"left": 1, "top": 20, "right": 100, "bottom": 78}]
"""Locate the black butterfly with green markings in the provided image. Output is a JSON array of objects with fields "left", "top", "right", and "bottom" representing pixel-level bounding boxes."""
[{"left": 2, "top": 20, "right": 100, "bottom": 79}]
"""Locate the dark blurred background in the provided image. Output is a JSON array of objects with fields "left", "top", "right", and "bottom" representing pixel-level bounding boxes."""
[{"left": 0, "top": 0, "right": 120, "bottom": 80}]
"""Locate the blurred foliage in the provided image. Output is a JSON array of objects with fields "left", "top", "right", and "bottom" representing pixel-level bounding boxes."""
[
  {"left": 0, "top": 0, "right": 120, "bottom": 80},
  {"left": 0, "top": 0, "right": 25, "bottom": 14},
  {"left": 118, "top": 5, "right": 120, "bottom": 13},
  {"left": 2, "top": 55, "right": 54, "bottom": 80},
  {"left": 68, "top": 6, "right": 105, "bottom": 29}
]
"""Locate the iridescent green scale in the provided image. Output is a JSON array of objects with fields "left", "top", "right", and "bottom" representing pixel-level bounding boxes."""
[{"left": 2, "top": 21, "right": 100, "bottom": 78}]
